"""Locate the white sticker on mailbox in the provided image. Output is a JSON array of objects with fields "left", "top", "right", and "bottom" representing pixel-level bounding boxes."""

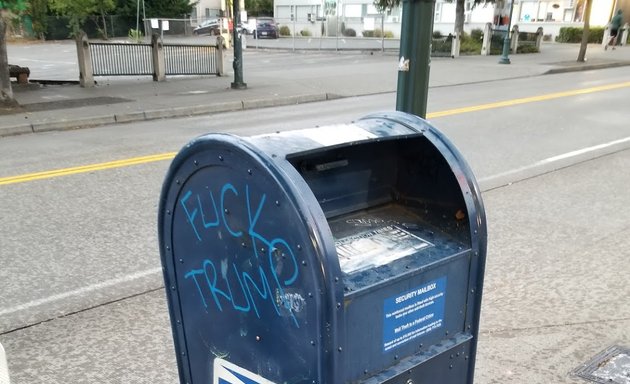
[{"left": 214, "top": 358, "right": 277, "bottom": 384}]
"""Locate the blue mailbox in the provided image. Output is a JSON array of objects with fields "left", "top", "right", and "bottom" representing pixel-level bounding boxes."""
[{"left": 158, "top": 111, "right": 487, "bottom": 384}]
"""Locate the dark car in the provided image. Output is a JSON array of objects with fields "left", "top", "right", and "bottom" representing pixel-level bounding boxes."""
[
  {"left": 255, "top": 17, "right": 279, "bottom": 39},
  {"left": 193, "top": 19, "right": 220, "bottom": 36}
]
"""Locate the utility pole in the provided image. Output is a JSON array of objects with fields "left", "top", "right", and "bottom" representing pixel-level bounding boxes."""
[
  {"left": 395, "top": 0, "right": 436, "bottom": 118},
  {"left": 231, "top": 0, "right": 247, "bottom": 89}
]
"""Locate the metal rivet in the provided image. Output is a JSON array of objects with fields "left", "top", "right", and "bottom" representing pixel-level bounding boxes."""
[
  {"left": 247, "top": 169, "right": 252, "bottom": 175},
  {"left": 219, "top": 155, "right": 224, "bottom": 161},
  {"left": 224, "top": 208, "right": 229, "bottom": 214},
  {"left": 449, "top": 364, "right": 453, "bottom": 369},
  {"left": 166, "top": 245, "right": 170, "bottom": 251},
  {"left": 336, "top": 302, "right": 341, "bottom": 308},
  {"left": 308, "top": 292, "right": 313, "bottom": 298},
  {"left": 297, "top": 244, "right": 302, "bottom": 251},
  {"left": 310, "top": 340, "right": 315, "bottom": 346},
  {"left": 175, "top": 179, "right": 180, "bottom": 185},
  {"left": 275, "top": 200, "right": 280, "bottom": 206},
  {"left": 261, "top": 248, "right": 266, "bottom": 253},
  {"left": 166, "top": 209, "right": 171, "bottom": 215},
  {"left": 182, "top": 352, "right": 186, "bottom": 356},
  {"left": 302, "top": 260, "right": 307, "bottom": 266},
  {"left": 394, "top": 355, "right": 399, "bottom": 360},
  {"left": 338, "top": 347, "right": 342, "bottom": 352},
  {"left": 334, "top": 277, "right": 339, "bottom": 282},
  {"left": 255, "top": 336, "right": 261, "bottom": 341},
  {"left": 445, "top": 331, "right": 449, "bottom": 335},
  {"left": 171, "top": 286, "right": 176, "bottom": 290},
  {"left": 242, "top": 242, "right": 247, "bottom": 248},
  {"left": 179, "top": 258, "right": 184, "bottom": 263},
  {"left": 194, "top": 160, "right": 198, "bottom": 166}
]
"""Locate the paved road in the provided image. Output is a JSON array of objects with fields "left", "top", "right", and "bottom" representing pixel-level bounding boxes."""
[{"left": 1, "top": 65, "right": 629, "bottom": 383}]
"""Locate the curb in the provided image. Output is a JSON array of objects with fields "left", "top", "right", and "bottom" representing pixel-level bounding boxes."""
[
  {"left": 0, "top": 92, "right": 336, "bottom": 138},
  {"left": 543, "top": 61, "right": 630, "bottom": 74}
]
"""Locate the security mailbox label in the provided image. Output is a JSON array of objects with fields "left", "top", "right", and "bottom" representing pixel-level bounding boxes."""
[
  {"left": 383, "top": 277, "right": 447, "bottom": 352},
  {"left": 214, "top": 358, "right": 276, "bottom": 384},
  {"left": 335, "top": 225, "right": 433, "bottom": 274}
]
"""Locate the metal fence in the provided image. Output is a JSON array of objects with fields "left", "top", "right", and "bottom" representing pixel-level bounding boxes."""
[
  {"left": 490, "top": 29, "right": 507, "bottom": 55},
  {"left": 516, "top": 31, "right": 539, "bottom": 53},
  {"left": 431, "top": 35, "right": 454, "bottom": 57},
  {"left": 164, "top": 44, "right": 218, "bottom": 75},
  {"left": 88, "top": 41, "right": 220, "bottom": 77},
  {"left": 90, "top": 43, "right": 153, "bottom": 76}
]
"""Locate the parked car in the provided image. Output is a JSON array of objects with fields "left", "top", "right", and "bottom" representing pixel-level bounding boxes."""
[
  {"left": 238, "top": 19, "right": 256, "bottom": 35},
  {"left": 254, "top": 17, "right": 279, "bottom": 39},
  {"left": 193, "top": 19, "right": 220, "bottom": 36}
]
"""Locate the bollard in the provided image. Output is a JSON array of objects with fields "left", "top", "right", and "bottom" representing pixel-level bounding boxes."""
[
  {"left": 602, "top": 26, "right": 610, "bottom": 48},
  {"left": 451, "top": 31, "right": 461, "bottom": 58},
  {"left": 151, "top": 33, "right": 166, "bottom": 82},
  {"left": 75, "top": 31, "right": 94, "bottom": 88},
  {"left": 216, "top": 36, "right": 225, "bottom": 76},
  {"left": 511, "top": 24, "right": 519, "bottom": 53},
  {"left": 481, "top": 22, "right": 492, "bottom": 55},
  {"left": 622, "top": 23, "right": 629, "bottom": 46},
  {"left": 536, "top": 27, "right": 544, "bottom": 51}
]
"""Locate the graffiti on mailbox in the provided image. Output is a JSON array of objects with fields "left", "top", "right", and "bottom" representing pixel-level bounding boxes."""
[{"left": 178, "top": 182, "right": 302, "bottom": 328}]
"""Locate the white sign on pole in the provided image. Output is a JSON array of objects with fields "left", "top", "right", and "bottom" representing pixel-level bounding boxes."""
[
  {"left": 363, "top": 17, "right": 375, "bottom": 31},
  {"left": 162, "top": 20, "right": 170, "bottom": 30},
  {"left": 150, "top": 18, "right": 159, "bottom": 28}
]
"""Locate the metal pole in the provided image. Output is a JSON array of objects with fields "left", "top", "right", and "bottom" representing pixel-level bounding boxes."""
[
  {"left": 293, "top": 14, "right": 296, "bottom": 52},
  {"left": 395, "top": 0, "right": 435, "bottom": 118},
  {"left": 381, "top": 13, "right": 385, "bottom": 52},
  {"left": 136, "top": 0, "right": 140, "bottom": 34},
  {"left": 231, "top": 0, "right": 247, "bottom": 88},
  {"left": 498, "top": 0, "right": 515, "bottom": 64}
]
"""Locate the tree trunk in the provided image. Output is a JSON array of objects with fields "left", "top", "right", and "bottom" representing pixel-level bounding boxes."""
[
  {"left": 0, "top": 17, "right": 17, "bottom": 107},
  {"left": 577, "top": 0, "right": 593, "bottom": 62},
  {"left": 455, "top": 0, "right": 465, "bottom": 34},
  {"left": 100, "top": 11, "right": 108, "bottom": 40}
]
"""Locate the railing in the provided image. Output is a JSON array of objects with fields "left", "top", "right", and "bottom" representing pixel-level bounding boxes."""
[
  {"left": 432, "top": 35, "right": 454, "bottom": 57},
  {"left": 481, "top": 23, "right": 543, "bottom": 56},
  {"left": 164, "top": 44, "right": 218, "bottom": 75},
  {"left": 78, "top": 32, "right": 224, "bottom": 87},
  {"left": 90, "top": 42, "right": 153, "bottom": 76}
]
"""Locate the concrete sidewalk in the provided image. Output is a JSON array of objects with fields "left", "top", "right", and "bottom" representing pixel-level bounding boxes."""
[{"left": 2, "top": 42, "right": 630, "bottom": 137}]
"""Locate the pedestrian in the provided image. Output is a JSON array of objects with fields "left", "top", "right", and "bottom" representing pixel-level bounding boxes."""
[{"left": 605, "top": 9, "right": 624, "bottom": 50}]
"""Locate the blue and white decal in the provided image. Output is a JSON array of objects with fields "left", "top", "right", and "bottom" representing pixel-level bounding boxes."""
[
  {"left": 383, "top": 277, "right": 447, "bottom": 352},
  {"left": 213, "top": 358, "right": 276, "bottom": 384}
]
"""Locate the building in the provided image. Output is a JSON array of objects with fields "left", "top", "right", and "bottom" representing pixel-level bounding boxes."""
[{"left": 270, "top": 0, "right": 629, "bottom": 39}]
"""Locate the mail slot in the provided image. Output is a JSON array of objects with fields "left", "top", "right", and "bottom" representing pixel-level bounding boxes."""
[{"left": 158, "top": 111, "right": 487, "bottom": 384}]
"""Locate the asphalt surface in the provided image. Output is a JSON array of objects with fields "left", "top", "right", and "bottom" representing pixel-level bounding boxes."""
[
  {"left": 2, "top": 40, "right": 630, "bottom": 137},
  {"left": 1, "top": 40, "right": 630, "bottom": 384}
]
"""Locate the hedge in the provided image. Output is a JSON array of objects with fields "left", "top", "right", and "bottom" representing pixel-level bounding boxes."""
[{"left": 556, "top": 27, "right": 605, "bottom": 44}]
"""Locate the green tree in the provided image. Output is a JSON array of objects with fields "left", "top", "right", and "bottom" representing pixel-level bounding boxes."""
[
  {"left": 49, "top": 0, "right": 115, "bottom": 37},
  {"left": 373, "top": 0, "right": 493, "bottom": 36},
  {"left": 1, "top": 0, "right": 27, "bottom": 107},
  {"left": 245, "top": 0, "right": 273, "bottom": 17},
  {"left": 143, "top": 0, "right": 194, "bottom": 18},
  {"left": 28, "top": 0, "right": 48, "bottom": 39}
]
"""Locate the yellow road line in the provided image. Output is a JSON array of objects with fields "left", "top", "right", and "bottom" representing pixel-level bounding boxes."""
[
  {"left": 427, "top": 81, "right": 630, "bottom": 119},
  {"left": 2, "top": 81, "right": 630, "bottom": 186},
  {"left": 0, "top": 152, "right": 176, "bottom": 186}
]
